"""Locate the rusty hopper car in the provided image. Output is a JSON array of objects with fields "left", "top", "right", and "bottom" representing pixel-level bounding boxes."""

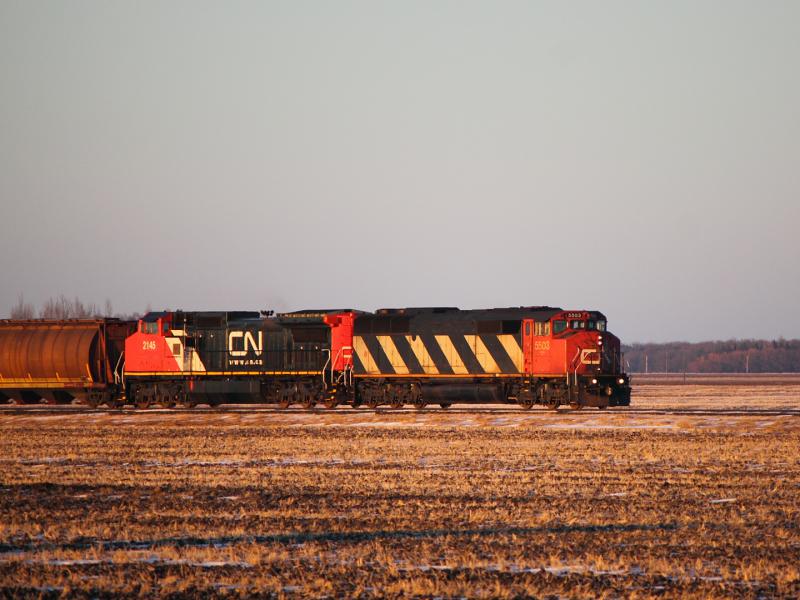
[{"left": 0, "top": 319, "right": 135, "bottom": 406}]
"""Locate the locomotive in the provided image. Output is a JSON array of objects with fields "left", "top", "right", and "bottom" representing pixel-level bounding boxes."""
[{"left": 121, "top": 306, "right": 630, "bottom": 409}]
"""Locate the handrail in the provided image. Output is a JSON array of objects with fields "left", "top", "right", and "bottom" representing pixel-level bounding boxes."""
[
  {"left": 113, "top": 351, "right": 125, "bottom": 386},
  {"left": 321, "top": 349, "right": 331, "bottom": 387},
  {"left": 570, "top": 347, "right": 582, "bottom": 387}
]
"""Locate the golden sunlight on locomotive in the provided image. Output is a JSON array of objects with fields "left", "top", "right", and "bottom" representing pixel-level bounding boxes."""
[{"left": 119, "top": 306, "right": 631, "bottom": 410}]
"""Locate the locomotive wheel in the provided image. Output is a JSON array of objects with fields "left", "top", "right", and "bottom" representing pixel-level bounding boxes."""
[
  {"left": 136, "top": 400, "right": 152, "bottom": 410},
  {"left": 301, "top": 390, "right": 317, "bottom": 410},
  {"left": 439, "top": 403, "right": 451, "bottom": 409},
  {"left": 390, "top": 400, "right": 404, "bottom": 409},
  {"left": 569, "top": 402, "right": 583, "bottom": 410},
  {"left": 598, "top": 405, "right": 607, "bottom": 410},
  {"left": 181, "top": 397, "right": 198, "bottom": 408},
  {"left": 278, "top": 398, "right": 292, "bottom": 409},
  {"left": 546, "top": 401, "right": 560, "bottom": 410},
  {"left": 323, "top": 398, "right": 339, "bottom": 409}
]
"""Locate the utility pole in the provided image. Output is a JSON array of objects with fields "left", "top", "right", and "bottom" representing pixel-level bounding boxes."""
[
  {"left": 645, "top": 354, "right": 648, "bottom": 374},
  {"left": 746, "top": 352, "right": 750, "bottom": 374},
  {"left": 665, "top": 351, "right": 669, "bottom": 374}
]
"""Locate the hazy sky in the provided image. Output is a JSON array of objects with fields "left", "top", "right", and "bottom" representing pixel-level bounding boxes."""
[{"left": 1, "top": 1, "right": 798, "bottom": 343}]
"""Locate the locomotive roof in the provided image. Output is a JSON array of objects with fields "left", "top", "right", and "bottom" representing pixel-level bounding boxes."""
[
  {"left": 371, "top": 306, "right": 563, "bottom": 320},
  {"left": 142, "top": 311, "right": 262, "bottom": 324}
]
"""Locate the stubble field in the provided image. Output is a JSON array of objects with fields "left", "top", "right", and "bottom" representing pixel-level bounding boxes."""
[{"left": 1, "top": 384, "right": 799, "bottom": 598}]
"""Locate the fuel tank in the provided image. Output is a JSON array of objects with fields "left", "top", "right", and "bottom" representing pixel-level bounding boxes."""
[{"left": 421, "top": 383, "right": 507, "bottom": 404}]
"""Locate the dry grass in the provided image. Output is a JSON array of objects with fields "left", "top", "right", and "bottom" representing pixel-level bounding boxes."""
[{"left": 1, "top": 385, "right": 799, "bottom": 598}]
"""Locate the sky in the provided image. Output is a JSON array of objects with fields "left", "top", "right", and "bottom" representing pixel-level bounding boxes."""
[{"left": 1, "top": 1, "right": 798, "bottom": 343}]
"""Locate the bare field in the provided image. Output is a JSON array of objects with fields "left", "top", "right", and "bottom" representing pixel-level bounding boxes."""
[{"left": 1, "top": 385, "right": 799, "bottom": 598}]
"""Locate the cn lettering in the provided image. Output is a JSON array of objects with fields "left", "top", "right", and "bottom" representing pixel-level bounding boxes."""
[{"left": 228, "top": 331, "right": 263, "bottom": 357}]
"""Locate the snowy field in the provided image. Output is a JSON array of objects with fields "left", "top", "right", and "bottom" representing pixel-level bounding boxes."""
[{"left": 0, "top": 384, "right": 798, "bottom": 598}]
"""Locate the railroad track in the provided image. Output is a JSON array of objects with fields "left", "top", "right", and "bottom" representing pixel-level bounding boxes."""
[{"left": 1, "top": 405, "right": 798, "bottom": 417}]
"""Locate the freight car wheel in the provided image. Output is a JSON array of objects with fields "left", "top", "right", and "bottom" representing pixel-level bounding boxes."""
[
  {"left": 569, "top": 402, "right": 583, "bottom": 410},
  {"left": 439, "top": 403, "right": 451, "bottom": 409},
  {"left": 546, "top": 401, "right": 560, "bottom": 410}
]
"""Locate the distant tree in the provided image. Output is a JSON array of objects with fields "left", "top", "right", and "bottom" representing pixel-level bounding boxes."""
[
  {"left": 7, "top": 294, "right": 145, "bottom": 321},
  {"left": 39, "top": 295, "right": 102, "bottom": 319},
  {"left": 9, "top": 294, "right": 35, "bottom": 319},
  {"left": 623, "top": 339, "right": 800, "bottom": 373}
]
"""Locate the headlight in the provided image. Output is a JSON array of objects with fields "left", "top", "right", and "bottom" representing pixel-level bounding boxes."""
[
  {"left": 591, "top": 378, "right": 598, "bottom": 385},
  {"left": 618, "top": 378, "right": 625, "bottom": 385}
]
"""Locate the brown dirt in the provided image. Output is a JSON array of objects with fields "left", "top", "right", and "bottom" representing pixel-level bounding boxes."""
[{"left": 1, "top": 385, "right": 798, "bottom": 598}]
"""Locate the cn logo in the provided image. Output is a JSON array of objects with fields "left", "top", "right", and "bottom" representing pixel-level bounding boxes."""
[
  {"left": 228, "top": 331, "right": 263, "bottom": 357},
  {"left": 581, "top": 349, "right": 600, "bottom": 365}
]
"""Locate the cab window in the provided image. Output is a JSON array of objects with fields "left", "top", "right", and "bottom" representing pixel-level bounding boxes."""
[
  {"left": 534, "top": 321, "right": 550, "bottom": 336},
  {"left": 570, "top": 320, "right": 585, "bottom": 329},
  {"left": 142, "top": 322, "right": 158, "bottom": 334},
  {"left": 597, "top": 321, "right": 606, "bottom": 331},
  {"left": 588, "top": 320, "right": 596, "bottom": 330},
  {"left": 553, "top": 320, "right": 567, "bottom": 334}
]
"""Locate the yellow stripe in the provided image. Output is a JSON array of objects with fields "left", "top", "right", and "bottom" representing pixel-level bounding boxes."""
[
  {"left": 498, "top": 335, "right": 523, "bottom": 371},
  {"left": 126, "top": 371, "right": 322, "bottom": 377},
  {"left": 434, "top": 335, "right": 468, "bottom": 374},
  {"left": 376, "top": 335, "right": 409, "bottom": 374},
  {"left": 406, "top": 335, "right": 438, "bottom": 374},
  {"left": 353, "top": 373, "right": 523, "bottom": 379},
  {"left": 0, "top": 381, "right": 96, "bottom": 389},
  {"left": 467, "top": 335, "right": 500, "bottom": 373},
  {"left": 352, "top": 336, "right": 378, "bottom": 374}
]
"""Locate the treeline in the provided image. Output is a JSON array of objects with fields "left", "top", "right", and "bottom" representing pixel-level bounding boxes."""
[
  {"left": 622, "top": 339, "right": 800, "bottom": 373},
  {"left": 7, "top": 294, "right": 144, "bottom": 321}
]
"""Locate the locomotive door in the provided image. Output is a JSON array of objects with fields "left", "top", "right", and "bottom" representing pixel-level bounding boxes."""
[{"left": 522, "top": 319, "right": 535, "bottom": 373}]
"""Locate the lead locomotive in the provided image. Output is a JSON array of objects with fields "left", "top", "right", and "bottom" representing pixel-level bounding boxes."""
[{"left": 121, "top": 305, "right": 631, "bottom": 410}]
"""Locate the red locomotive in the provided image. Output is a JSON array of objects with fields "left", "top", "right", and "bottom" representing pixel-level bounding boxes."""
[{"left": 120, "top": 306, "right": 630, "bottom": 409}]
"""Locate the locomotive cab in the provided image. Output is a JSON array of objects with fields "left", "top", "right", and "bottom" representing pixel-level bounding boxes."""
[{"left": 552, "top": 311, "right": 630, "bottom": 408}]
